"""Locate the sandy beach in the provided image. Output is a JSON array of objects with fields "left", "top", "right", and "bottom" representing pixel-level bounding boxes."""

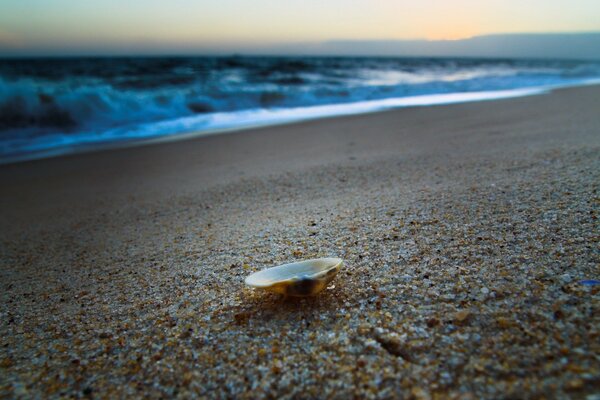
[{"left": 1, "top": 85, "right": 599, "bottom": 398}]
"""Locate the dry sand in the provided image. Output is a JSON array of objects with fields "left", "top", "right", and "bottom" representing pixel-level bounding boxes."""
[{"left": 1, "top": 85, "right": 599, "bottom": 399}]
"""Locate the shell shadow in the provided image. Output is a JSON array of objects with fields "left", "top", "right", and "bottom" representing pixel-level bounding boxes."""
[{"left": 232, "top": 286, "right": 349, "bottom": 327}]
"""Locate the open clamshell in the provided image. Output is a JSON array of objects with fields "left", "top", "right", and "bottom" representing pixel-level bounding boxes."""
[{"left": 244, "top": 258, "right": 343, "bottom": 296}]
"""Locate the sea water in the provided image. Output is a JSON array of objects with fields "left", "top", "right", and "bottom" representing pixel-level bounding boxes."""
[{"left": 1, "top": 56, "right": 599, "bottom": 162}]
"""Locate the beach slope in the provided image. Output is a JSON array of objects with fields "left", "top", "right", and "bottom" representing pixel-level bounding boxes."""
[{"left": 1, "top": 86, "right": 599, "bottom": 398}]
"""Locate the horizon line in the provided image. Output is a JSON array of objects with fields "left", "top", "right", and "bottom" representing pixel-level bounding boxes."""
[{"left": 1, "top": 31, "right": 599, "bottom": 59}]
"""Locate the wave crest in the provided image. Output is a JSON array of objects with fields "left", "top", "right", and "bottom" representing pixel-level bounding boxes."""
[{"left": 0, "top": 56, "right": 599, "bottom": 160}]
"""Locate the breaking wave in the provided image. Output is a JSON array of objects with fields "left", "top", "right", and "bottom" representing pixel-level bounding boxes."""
[{"left": 1, "top": 56, "right": 599, "bottom": 162}]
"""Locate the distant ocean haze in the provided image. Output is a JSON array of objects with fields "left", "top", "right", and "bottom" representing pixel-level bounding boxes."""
[{"left": 1, "top": 56, "right": 600, "bottom": 162}]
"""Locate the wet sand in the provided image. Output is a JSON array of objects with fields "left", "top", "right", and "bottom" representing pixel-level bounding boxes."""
[{"left": 1, "top": 85, "right": 599, "bottom": 398}]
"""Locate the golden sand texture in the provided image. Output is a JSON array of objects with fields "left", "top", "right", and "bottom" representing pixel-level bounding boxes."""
[{"left": 1, "top": 86, "right": 599, "bottom": 398}]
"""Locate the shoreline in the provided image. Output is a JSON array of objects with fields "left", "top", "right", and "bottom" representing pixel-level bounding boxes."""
[
  {"left": 1, "top": 85, "right": 599, "bottom": 398},
  {"left": 2, "top": 80, "right": 599, "bottom": 166}
]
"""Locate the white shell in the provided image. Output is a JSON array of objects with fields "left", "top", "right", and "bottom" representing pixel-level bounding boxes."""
[{"left": 244, "top": 258, "right": 343, "bottom": 296}]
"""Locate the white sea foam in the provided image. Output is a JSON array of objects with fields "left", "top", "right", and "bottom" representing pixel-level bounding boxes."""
[
  {"left": 3, "top": 78, "right": 599, "bottom": 164},
  {"left": 107, "top": 79, "right": 600, "bottom": 147},
  {"left": 1, "top": 55, "right": 600, "bottom": 163}
]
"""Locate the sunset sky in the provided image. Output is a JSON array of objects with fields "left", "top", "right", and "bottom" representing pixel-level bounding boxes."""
[{"left": 1, "top": 0, "right": 599, "bottom": 55}]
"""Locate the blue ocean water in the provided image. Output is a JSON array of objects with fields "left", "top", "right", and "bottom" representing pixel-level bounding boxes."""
[{"left": 1, "top": 56, "right": 599, "bottom": 163}]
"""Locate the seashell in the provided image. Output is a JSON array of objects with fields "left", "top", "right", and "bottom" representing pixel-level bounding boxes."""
[{"left": 245, "top": 258, "right": 343, "bottom": 296}]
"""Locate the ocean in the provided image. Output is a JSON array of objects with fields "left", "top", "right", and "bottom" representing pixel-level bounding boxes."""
[{"left": 1, "top": 56, "right": 599, "bottom": 163}]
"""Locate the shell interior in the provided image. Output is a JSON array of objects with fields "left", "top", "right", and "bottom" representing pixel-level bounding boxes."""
[{"left": 245, "top": 258, "right": 342, "bottom": 296}]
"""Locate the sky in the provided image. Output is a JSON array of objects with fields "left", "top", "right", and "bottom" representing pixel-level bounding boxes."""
[{"left": 0, "top": 0, "right": 599, "bottom": 55}]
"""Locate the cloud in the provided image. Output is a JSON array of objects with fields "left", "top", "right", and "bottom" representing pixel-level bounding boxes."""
[{"left": 269, "top": 33, "right": 600, "bottom": 60}]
